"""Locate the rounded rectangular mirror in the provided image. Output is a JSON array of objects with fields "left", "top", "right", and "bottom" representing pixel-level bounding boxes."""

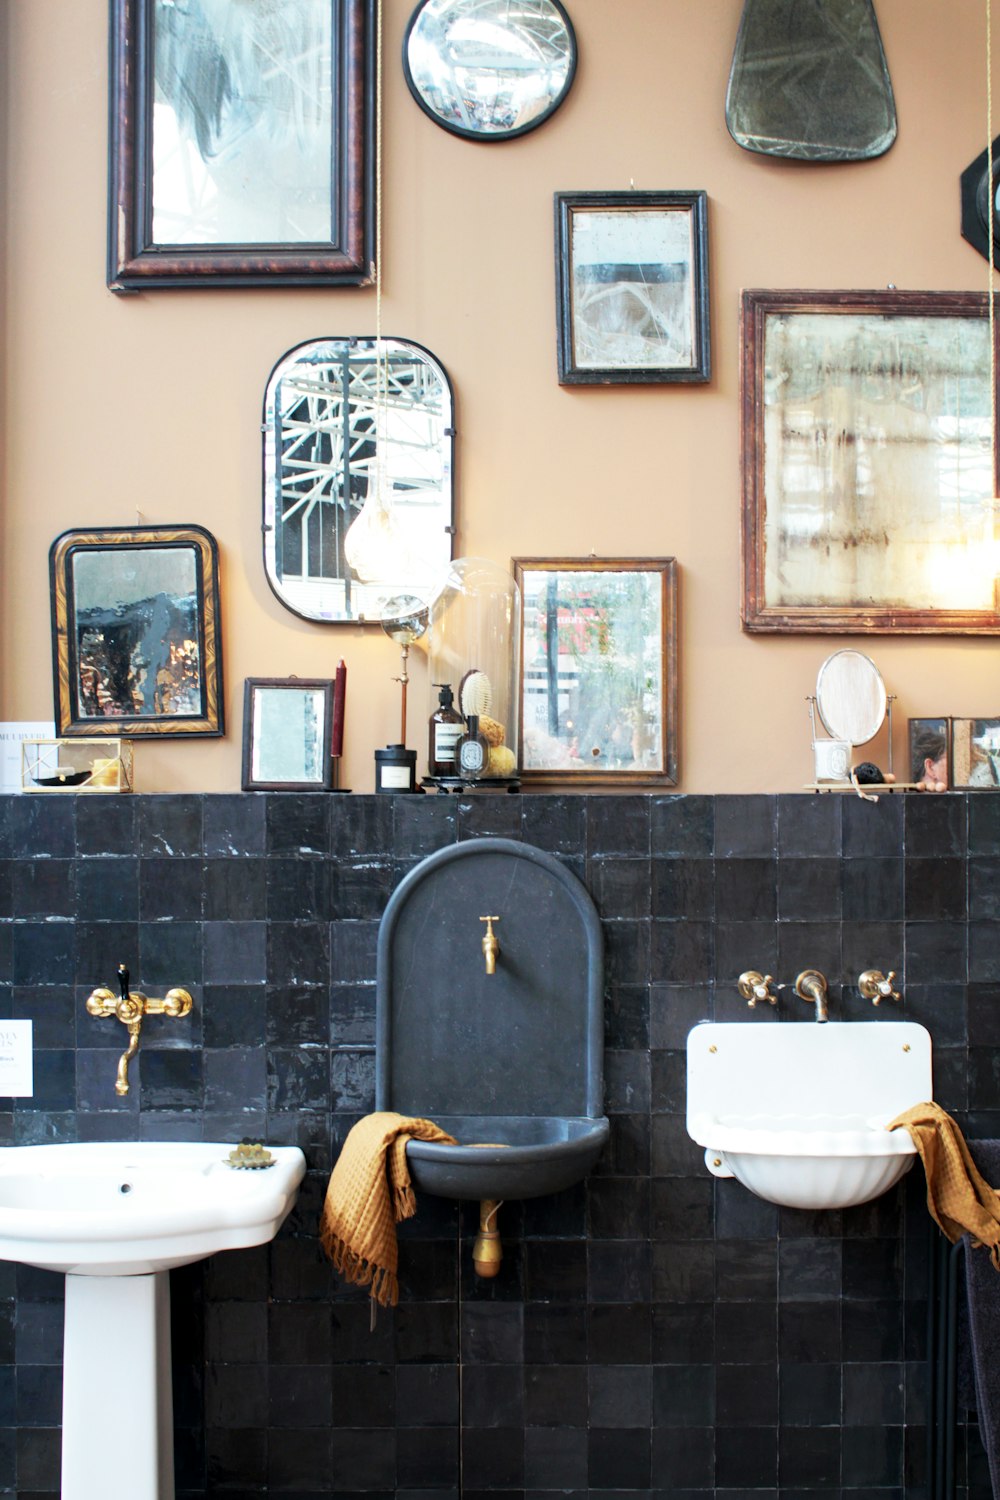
[{"left": 263, "top": 337, "right": 455, "bottom": 623}]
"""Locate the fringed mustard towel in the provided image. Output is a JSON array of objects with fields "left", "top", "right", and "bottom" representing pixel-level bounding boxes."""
[
  {"left": 319, "top": 1111, "right": 456, "bottom": 1306},
  {"left": 889, "top": 1101, "right": 1000, "bottom": 1269}
]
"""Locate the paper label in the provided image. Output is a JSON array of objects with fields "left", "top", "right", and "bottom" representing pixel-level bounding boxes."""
[
  {"left": 380, "top": 765, "right": 412, "bottom": 789},
  {"left": 434, "top": 723, "right": 462, "bottom": 759},
  {"left": 0, "top": 1022, "right": 33, "bottom": 1096}
]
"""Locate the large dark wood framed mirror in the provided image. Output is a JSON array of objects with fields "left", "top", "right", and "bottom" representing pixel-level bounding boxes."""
[
  {"left": 108, "top": 0, "right": 375, "bottom": 290},
  {"left": 741, "top": 289, "right": 1000, "bottom": 634}
]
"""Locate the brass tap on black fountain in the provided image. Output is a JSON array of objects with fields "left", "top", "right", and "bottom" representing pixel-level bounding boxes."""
[{"left": 480, "top": 916, "right": 500, "bottom": 975}]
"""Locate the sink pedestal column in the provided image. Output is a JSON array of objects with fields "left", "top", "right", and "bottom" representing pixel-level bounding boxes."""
[{"left": 62, "top": 1271, "right": 173, "bottom": 1500}]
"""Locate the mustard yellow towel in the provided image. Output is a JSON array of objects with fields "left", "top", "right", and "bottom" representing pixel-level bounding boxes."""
[
  {"left": 319, "top": 1111, "right": 456, "bottom": 1306},
  {"left": 889, "top": 1101, "right": 1000, "bottom": 1269}
]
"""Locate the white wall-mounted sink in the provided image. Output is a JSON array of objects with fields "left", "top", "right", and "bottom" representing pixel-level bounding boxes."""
[
  {"left": 0, "top": 1141, "right": 306, "bottom": 1500},
  {"left": 686, "top": 1021, "right": 933, "bottom": 1210}
]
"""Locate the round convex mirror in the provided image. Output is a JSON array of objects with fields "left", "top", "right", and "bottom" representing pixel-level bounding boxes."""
[
  {"left": 403, "top": 0, "right": 577, "bottom": 141},
  {"left": 815, "top": 650, "right": 887, "bottom": 745}
]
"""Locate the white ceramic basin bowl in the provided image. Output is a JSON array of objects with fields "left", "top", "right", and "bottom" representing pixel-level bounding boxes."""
[
  {"left": 686, "top": 1021, "right": 933, "bottom": 1210},
  {"left": 0, "top": 1141, "right": 307, "bottom": 1275}
]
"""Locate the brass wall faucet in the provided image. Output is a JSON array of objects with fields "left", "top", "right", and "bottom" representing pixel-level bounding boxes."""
[
  {"left": 794, "top": 968, "right": 829, "bottom": 1023},
  {"left": 480, "top": 916, "right": 500, "bottom": 975},
  {"left": 86, "top": 963, "right": 193, "bottom": 1095}
]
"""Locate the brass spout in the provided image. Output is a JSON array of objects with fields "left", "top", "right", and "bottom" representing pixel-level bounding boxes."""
[
  {"left": 472, "top": 1199, "right": 503, "bottom": 1277},
  {"left": 794, "top": 968, "right": 829, "bottom": 1023},
  {"left": 480, "top": 916, "right": 500, "bottom": 976},
  {"left": 86, "top": 965, "right": 193, "bottom": 1095},
  {"left": 116, "top": 1021, "right": 141, "bottom": 1096}
]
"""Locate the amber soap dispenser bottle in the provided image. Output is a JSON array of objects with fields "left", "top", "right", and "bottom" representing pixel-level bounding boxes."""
[{"left": 428, "top": 682, "right": 463, "bottom": 776}]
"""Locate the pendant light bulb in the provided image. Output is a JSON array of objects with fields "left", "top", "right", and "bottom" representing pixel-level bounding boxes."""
[{"left": 344, "top": 465, "right": 401, "bottom": 585}]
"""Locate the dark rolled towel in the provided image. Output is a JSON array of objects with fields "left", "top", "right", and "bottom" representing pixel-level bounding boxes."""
[{"left": 959, "top": 1139, "right": 1000, "bottom": 1500}]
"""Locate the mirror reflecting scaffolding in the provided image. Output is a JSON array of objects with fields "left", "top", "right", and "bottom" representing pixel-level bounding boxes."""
[{"left": 262, "top": 338, "right": 455, "bottom": 623}]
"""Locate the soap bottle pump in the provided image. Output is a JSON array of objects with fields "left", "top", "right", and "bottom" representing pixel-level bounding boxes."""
[
  {"left": 455, "top": 713, "right": 490, "bottom": 781},
  {"left": 428, "top": 682, "right": 463, "bottom": 777}
]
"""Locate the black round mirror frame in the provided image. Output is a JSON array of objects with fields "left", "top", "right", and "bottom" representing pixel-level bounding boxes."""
[
  {"left": 961, "top": 134, "right": 1000, "bottom": 267},
  {"left": 402, "top": 0, "right": 577, "bottom": 143}
]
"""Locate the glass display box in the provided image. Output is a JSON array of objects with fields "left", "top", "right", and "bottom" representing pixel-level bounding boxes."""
[{"left": 21, "top": 738, "right": 134, "bottom": 793}]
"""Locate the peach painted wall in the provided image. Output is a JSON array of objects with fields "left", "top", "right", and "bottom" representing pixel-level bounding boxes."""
[{"left": 1, "top": 0, "right": 995, "bottom": 793}]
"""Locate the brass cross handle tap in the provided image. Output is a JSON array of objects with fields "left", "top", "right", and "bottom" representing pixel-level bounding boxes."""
[
  {"left": 858, "top": 969, "right": 900, "bottom": 1005},
  {"left": 480, "top": 916, "right": 500, "bottom": 976},
  {"left": 737, "top": 971, "right": 777, "bottom": 1008},
  {"left": 86, "top": 964, "right": 193, "bottom": 1095}
]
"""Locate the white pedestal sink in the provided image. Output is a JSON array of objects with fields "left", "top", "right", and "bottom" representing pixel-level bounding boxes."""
[{"left": 0, "top": 1141, "right": 306, "bottom": 1500}]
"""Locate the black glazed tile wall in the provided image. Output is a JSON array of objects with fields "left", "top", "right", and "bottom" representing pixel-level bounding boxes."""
[{"left": 0, "top": 790, "right": 989, "bottom": 1499}]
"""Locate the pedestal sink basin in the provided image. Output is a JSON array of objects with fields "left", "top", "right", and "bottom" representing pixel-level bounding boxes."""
[
  {"left": 686, "top": 1021, "right": 933, "bottom": 1210},
  {"left": 0, "top": 1141, "right": 306, "bottom": 1500}
]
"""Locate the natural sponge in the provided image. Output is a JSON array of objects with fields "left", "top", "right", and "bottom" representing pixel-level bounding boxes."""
[{"left": 487, "top": 745, "right": 516, "bottom": 778}]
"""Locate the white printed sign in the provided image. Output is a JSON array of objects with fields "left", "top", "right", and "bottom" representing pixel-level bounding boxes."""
[
  {"left": 0, "top": 723, "right": 55, "bottom": 793},
  {"left": 0, "top": 1022, "right": 33, "bottom": 1097}
]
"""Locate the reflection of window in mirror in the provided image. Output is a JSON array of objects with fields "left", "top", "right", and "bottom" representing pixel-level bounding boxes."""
[
  {"left": 262, "top": 338, "right": 455, "bottom": 625},
  {"left": 513, "top": 558, "right": 678, "bottom": 786}
]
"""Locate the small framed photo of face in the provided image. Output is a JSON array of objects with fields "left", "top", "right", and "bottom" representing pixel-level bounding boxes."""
[
  {"left": 908, "top": 718, "right": 949, "bottom": 790},
  {"left": 951, "top": 717, "right": 1000, "bottom": 789}
]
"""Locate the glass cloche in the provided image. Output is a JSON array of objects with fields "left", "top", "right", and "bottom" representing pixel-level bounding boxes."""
[{"left": 425, "top": 558, "right": 521, "bottom": 788}]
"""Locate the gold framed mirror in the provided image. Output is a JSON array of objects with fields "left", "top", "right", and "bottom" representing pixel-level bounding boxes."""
[{"left": 513, "top": 557, "right": 678, "bottom": 786}]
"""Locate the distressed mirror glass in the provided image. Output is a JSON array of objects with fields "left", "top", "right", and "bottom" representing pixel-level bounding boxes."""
[
  {"left": 242, "top": 678, "right": 335, "bottom": 790},
  {"left": 513, "top": 558, "right": 678, "bottom": 786},
  {"left": 403, "top": 0, "right": 577, "bottom": 141},
  {"left": 726, "top": 0, "right": 896, "bottom": 162},
  {"left": 263, "top": 338, "right": 455, "bottom": 623},
  {"left": 815, "top": 651, "right": 886, "bottom": 744},
  {"left": 741, "top": 290, "right": 1000, "bottom": 634}
]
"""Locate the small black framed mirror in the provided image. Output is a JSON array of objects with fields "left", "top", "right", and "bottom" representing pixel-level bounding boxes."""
[
  {"left": 242, "top": 678, "right": 337, "bottom": 790},
  {"left": 403, "top": 0, "right": 577, "bottom": 141}
]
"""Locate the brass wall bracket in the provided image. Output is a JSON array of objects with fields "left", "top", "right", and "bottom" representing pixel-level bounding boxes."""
[{"left": 86, "top": 963, "right": 193, "bottom": 1095}]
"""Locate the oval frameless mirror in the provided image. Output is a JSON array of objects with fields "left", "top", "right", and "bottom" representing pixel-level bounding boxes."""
[
  {"left": 403, "top": 0, "right": 577, "bottom": 141},
  {"left": 815, "top": 650, "right": 887, "bottom": 745},
  {"left": 262, "top": 337, "right": 455, "bottom": 624}
]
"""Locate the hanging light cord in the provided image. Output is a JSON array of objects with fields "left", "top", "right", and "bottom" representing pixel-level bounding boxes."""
[
  {"left": 374, "top": 0, "right": 387, "bottom": 494},
  {"left": 989, "top": 0, "right": 997, "bottom": 492}
]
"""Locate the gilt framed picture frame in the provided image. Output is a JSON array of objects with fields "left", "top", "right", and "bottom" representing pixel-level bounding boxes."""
[
  {"left": 741, "top": 289, "right": 1000, "bottom": 634},
  {"left": 513, "top": 556, "right": 679, "bottom": 786},
  {"left": 49, "top": 525, "right": 224, "bottom": 738},
  {"left": 554, "top": 191, "right": 711, "bottom": 385},
  {"left": 107, "top": 0, "right": 375, "bottom": 290}
]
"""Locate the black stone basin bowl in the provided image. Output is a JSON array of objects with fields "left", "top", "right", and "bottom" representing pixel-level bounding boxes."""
[{"left": 405, "top": 1115, "right": 611, "bottom": 1202}]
